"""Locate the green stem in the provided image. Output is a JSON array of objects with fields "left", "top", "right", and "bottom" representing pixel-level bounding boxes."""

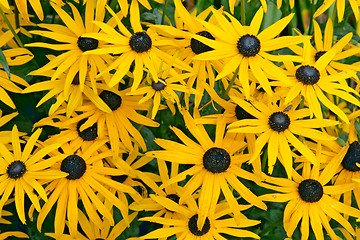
[
  {"left": 161, "top": 0, "right": 169, "bottom": 25},
  {"left": 0, "top": 8, "right": 23, "bottom": 47},
  {"left": 241, "top": 0, "right": 246, "bottom": 25},
  {"left": 222, "top": 66, "right": 239, "bottom": 99}
]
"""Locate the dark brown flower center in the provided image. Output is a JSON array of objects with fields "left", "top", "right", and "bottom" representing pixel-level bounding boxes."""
[
  {"left": 268, "top": 112, "right": 290, "bottom": 132},
  {"left": 315, "top": 51, "right": 326, "bottom": 61},
  {"left": 235, "top": 105, "right": 256, "bottom": 120},
  {"left": 298, "top": 179, "right": 323, "bottom": 203},
  {"left": 203, "top": 147, "right": 230, "bottom": 173},
  {"left": 99, "top": 90, "right": 122, "bottom": 111},
  {"left": 61, "top": 155, "right": 86, "bottom": 180},
  {"left": 152, "top": 81, "right": 166, "bottom": 91},
  {"left": 129, "top": 32, "right": 152, "bottom": 53},
  {"left": 237, "top": 34, "right": 261, "bottom": 57},
  {"left": 76, "top": 118, "right": 98, "bottom": 141},
  {"left": 190, "top": 31, "right": 215, "bottom": 55},
  {"left": 7, "top": 161, "right": 26, "bottom": 179},
  {"left": 188, "top": 214, "right": 210, "bottom": 236},
  {"left": 342, "top": 141, "right": 360, "bottom": 172},
  {"left": 295, "top": 65, "right": 320, "bottom": 85},
  {"left": 77, "top": 37, "right": 99, "bottom": 52}
]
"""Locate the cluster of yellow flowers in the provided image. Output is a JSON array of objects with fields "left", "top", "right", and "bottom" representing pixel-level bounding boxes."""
[{"left": 0, "top": 0, "right": 359, "bottom": 239}]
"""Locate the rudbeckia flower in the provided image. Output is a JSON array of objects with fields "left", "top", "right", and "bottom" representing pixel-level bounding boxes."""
[
  {"left": 26, "top": 1, "right": 112, "bottom": 94},
  {"left": 57, "top": 85, "right": 159, "bottom": 154},
  {"left": 148, "top": 110, "right": 266, "bottom": 229},
  {"left": 36, "top": 141, "right": 142, "bottom": 238},
  {"left": 12, "top": 0, "right": 43, "bottom": 22},
  {"left": 290, "top": 18, "right": 360, "bottom": 76},
  {"left": 314, "top": 0, "right": 360, "bottom": 22},
  {"left": 0, "top": 125, "right": 67, "bottom": 224},
  {"left": 140, "top": 197, "right": 260, "bottom": 239},
  {"left": 281, "top": 39, "right": 360, "bottom": 123},
  {"left": 191, "top": 7, "right": 307, "bottom": 98},
  {"left": 227, "top": 96, "right": 338, "bottom": 177},
  {"left": 82, "top": 0, "right": 192, "bottom": 92},
  {"left": 128, "top": 64, "right": 196, "bottom": 119},
  {"left": 23, "top": 69, "right": 112, "bottom": 117},
  {"left": 34, "top": 110, "right": 113, "bottom": 152},
  {"left": 260, "top": 158, "right": 360, "bottom": 240},
  {"left": 152, "top": 0, "right": 223, "bottom": 108}
]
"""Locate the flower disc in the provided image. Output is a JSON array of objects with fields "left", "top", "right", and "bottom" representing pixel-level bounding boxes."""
[
  {"left": 190, "top": 31, "right": 215, "bottom": 55},
  {"left": 76, "top": 118, "right": 98, "bottom": 141},
  {"left": 129, "top": 32, "right": 152, "bottom": 53},
  {"left": 203, "top": 147, "right": 231, "bottom": 173},
  {"left": 295, "top": 65, "right": 320, "bottom": 85},
  {"left": 298, "top": 179, "right": 323, "bottom": 203},
  {"left": 268, "top": 112, "right": 290, "bottom": 132},
  {"left": 342, "top": 141, "right": 360, "bottom": 172},
  {"left": 237, "top": 34, "right": 261, "bottom": 57},
  {"left": 188, "top": 214, "right": 210, "bottom": 236},
  {"left": 99, "top": 90, "right": 122, "bottom": 111},
  {"left": 7, "top": 161, "right": 26, "bottom": 179},
  {"left": 152, "top": 81, "right": 166, "bottom": 91},
  {"left": 61, "top": 155, "right": 86, "bottom": 180},
  {"left": 77, "top": 37, "right": 99, "bottom": 52}
]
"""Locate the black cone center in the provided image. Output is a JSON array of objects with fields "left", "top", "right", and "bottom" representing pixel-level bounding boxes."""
[
  {"left": 77, "top": 37, "right": 99, "bottom": 52},
  {"left": 237, "top": 34, "right": 261, "bottom": 57},
  {"left": 190, "top": 31, "right": 215, "bottom": 55},
  {"left": 152, "top": 81, "right": 166, "bottom": 91},
  {"left": 298, "top": 179, "right": 323, "bottom": 203},
  {"left": 342, "top": 141, "right": 360, "bottom": 171},
  {"left": 295, "top": 65, "right": 320, "bottom": 85},
  {"left": 203, "top": 147, "right": 231, "bottom": 173},
  {"left": 129, "top": 32, "right": 152, "bottom": 53},
  {"left": 7, "top": 161, "right": 26, "bottom": 179},
  {"left": 268, "top": 112, "right": 290, "bottom": 132},
  {"left": 99, "top": 90, "right": 122, "bottom": 111},
  {"left": 76, "top": 118, "right": 98, "bottom": 141},
  {"left": 188, "top": 214, "right": 210, "bottom": 236},
  {"left": 61, "top": 155, "right": 86, "bottom": 180}
]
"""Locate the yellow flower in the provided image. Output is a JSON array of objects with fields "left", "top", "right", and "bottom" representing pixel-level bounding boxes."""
[
  {"left": 36, "top": 141, "right": 142, "bottom": 238},
  {"left": 228, "top": 96, "right": 338, "bottom": 177},
  {"left": 281, "top": 39, "right": 360, "bottom": 123},
  {"left": 83, "top": 0, "right": 191, "bottom": 92},
  {"left": 140, "top": 197, "right": 260, "bottom": 239},
  {"left": 191, "top": 7, "right": 307, "bottom": 98},
  {"left": 261, "top": 158, "right": 360, "bottom": 240},
  {"left": 148, "top": 110, "right": 266, "bottom": 229},
  {"left": 0, "top": 125, "right": 66, "bottom": 224},
  {"left": 26, "top": 1, "right": 112, "bottom": 96}
]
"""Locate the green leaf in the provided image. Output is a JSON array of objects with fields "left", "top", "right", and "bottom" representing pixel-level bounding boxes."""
[
  {"left": 0, "top": 48, "right": 10, "bottom": 79},
  {"left": 336, "top": 137, "right": 346, "bottom": 147}
]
